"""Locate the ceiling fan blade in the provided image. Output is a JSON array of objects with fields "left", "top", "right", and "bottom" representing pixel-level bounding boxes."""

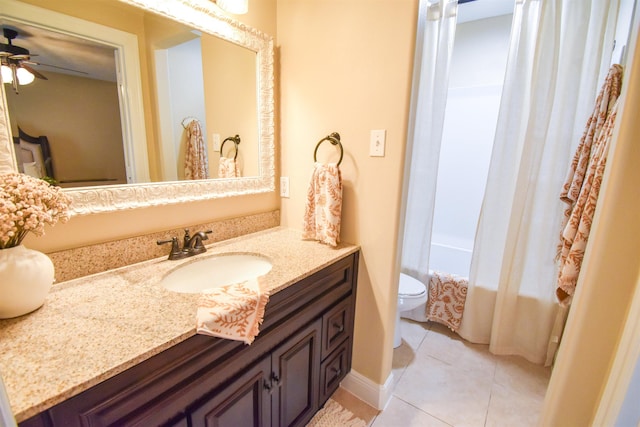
[
  {"left": 9, "top": 53, "right": 36, "bottom": 60},
  {"left": 20, "top": 63, "right": 48, "bottom": 80},
  {"left": 24, "top": 60, "right": 88, "bottom": 75}
]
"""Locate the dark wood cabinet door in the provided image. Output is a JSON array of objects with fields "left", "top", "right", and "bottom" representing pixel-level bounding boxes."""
[
  {"left": 190, "top": 356, "right": 272, "bottom": 427},
  {"left": 272, "top": 319, "right": 322, "bottom": 427}
]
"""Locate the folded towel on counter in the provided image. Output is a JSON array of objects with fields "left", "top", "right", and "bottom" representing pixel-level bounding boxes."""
[
  {"left": 218, "top": 157, "right": 240, "bottom": 178},
  {"left": 302, "top": 162, "right": 342, "bottom": 247},
  {"left": 426, "top": 271, "right": 468, "bottom": 332},
  {"left": 196, "top": 277, "right": 270, "bottom": 344}
]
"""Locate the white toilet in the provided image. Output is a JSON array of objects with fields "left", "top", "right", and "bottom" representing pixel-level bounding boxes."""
[{"left": 394, "top": 273, "right": 428, "bottom": 348}]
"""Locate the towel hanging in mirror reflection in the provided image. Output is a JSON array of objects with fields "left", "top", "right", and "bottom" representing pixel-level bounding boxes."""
[
  {"left": 181, "top": 116, "right": 200, "bottom": 129},
  {"left": 219, "top": 134, "right": 241, "bottom": 178}
]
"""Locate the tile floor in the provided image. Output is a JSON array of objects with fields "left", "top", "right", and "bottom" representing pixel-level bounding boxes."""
[{"left": 335, "top": 319, "right": 552, "bottom": 427}]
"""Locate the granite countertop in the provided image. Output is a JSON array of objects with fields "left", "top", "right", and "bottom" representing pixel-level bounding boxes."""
[{"left": 0, "top": 227, "right": 359, "bottom": 423}]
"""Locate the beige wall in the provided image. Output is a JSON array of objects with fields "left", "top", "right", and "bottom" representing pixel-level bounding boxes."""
[
  {"left": 203, "top": 36, "right": 258, "bottom": 177},
  {"left": 277, "top": 0, "right": 418, "bottom": 384},
  {"left": 7, "top": 72, "right": 126, "bottom": 185}
]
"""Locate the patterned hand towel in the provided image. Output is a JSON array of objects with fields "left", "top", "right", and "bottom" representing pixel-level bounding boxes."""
[
  {"left": 302, "top": 162, "right": 342, "bottom": 247},
  {"left": 556, "top": 64, "right": 623, "bottom": 306},
  {"left": 196, "top": 277, "right": 270, "bottom": 344},
  {"left": 184, "top": 120, "right": 209, "bottom": 180},
  {"left": 426, "top": 271, "right": 469, "bottom": 332},
  {"left": 218, "top": 157, "right": 240, "bottom": 178},
  {"left": 556, "top": 102, "right": 619, "bottom": 305}
]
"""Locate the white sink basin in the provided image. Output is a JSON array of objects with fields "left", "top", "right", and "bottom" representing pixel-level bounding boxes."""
[{"left": 161, "top": 253, "right": 272, "bottom": 293}]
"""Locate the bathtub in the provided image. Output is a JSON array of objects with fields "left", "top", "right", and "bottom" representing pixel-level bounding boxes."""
[{"left": 400, "top": 242, "right": 471, "bottom": 322}]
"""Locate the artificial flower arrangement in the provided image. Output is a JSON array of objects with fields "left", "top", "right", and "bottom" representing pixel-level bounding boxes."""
[{"left": 0, "top": 172, "right": 71, "bottom": 249}]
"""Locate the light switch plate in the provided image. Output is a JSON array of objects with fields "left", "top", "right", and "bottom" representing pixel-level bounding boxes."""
[
  {"left": 370, "top": 129, "right": 386, "bottom": 157},
  {"left": 212, "top": 133, "right": 221, "bottom": 152},
  {"left": 280, "top": 177, "right": 290, "bottom": 198}
]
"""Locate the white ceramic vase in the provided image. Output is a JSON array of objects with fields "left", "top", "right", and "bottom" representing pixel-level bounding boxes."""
[{"left": 0, "top": 245, "right": 54, "bottom": 319}]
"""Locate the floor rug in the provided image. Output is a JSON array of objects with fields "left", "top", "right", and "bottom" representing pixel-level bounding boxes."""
[{"left": 306, "top": 398, "right": 367, "bottom": 427}]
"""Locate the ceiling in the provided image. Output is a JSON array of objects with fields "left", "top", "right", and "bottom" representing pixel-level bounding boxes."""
[{"left": 1, "top": 19, "right": 116, "bottom": 82}]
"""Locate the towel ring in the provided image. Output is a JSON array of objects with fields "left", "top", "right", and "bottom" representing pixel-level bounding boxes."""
[
  {"left": 314, "top": 132, "right": 343, "bottom": 166},
  {"left": 220, "top": 135, "right": 241, "bottom": 160}
]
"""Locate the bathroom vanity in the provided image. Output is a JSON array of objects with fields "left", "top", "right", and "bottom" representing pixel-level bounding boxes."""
[{"left": 0, "top": 228, "right": 359, "bottom": 427}]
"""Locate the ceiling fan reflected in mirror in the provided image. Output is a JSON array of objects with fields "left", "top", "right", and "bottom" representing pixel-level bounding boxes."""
[{"left": 0, "top": 27, "right": 87, "bottom": 94}]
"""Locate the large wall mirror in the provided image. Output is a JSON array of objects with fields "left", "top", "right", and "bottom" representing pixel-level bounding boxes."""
[{"left": 0, "top": 0, "right": 275, "bottom": 215}]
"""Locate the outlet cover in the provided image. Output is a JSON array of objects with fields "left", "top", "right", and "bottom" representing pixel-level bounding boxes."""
[{"left": 280, "top": 177, "right": 290, "bottom": 198}]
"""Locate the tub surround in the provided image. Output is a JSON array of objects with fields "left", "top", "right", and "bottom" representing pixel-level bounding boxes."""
[
  {"left": 48, "top": 210, "right": 279, "bottom": 282},
  {"left": 0, "top": 227, "right": 359, "bottom": 423}
]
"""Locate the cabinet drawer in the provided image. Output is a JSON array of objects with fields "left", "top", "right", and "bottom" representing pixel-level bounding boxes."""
[
  {"left": 319, "top": 340, "right": 351, "bottom": 405},
  {"left": 321, "top": 297, "right": 352, "bottom": 359}
]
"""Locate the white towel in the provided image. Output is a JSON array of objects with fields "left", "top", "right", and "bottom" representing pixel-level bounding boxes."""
[
  {"left": 302, "top": 162, "right": 342, "bottom": 247},
  {"left": 218, "top": 157, "right": 240, "bottom": 178}
]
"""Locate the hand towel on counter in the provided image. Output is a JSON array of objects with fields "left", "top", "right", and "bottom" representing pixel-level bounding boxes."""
[
  {"left": 218, "top": 157, "right": 240, "bottom": 178},
  {"left": 184, "top": 120, "right": 209, "bottom": 180},
  {"left": 425, "top": 271, "right": 468, "bottom": 332},
  {"left": 302, "top": 162, "right": 342, "bottom": 247},
  {"left": 196, "top": 277, "right": 270, "bottom": 345}
]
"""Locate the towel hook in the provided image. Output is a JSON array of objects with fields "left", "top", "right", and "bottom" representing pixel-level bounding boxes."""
[
  {"left": 181, "top": 116, "right": 199, "bottom": 129},
  {"left": 220, "top": 134, "right": 241, "bottom": 160},
  {"left": 314, "top": 132, "right": 343, "bottom": 166}
]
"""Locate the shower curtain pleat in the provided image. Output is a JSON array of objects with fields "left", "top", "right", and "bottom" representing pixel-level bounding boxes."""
[
  {"left": 458, "top": 0, "right": 620, "bottom": 365},
  {"left": 401, "top": 0, "right": 458, "bottom": 286}
]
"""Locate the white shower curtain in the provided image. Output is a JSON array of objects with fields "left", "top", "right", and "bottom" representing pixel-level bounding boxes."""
[
  {"left": 458, "top": 0, "right": 619, "bottom": 365},
  {"left": 401, "top": 0, "right": 458, "bottom": 285}
]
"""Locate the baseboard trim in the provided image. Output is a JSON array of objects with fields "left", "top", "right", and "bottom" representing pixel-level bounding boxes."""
[{"left": 341, "top": 369, "right": 394, "bottom": 410}]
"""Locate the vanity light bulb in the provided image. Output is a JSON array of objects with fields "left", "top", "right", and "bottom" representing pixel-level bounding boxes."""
[
  {"left": 0, "top": 65, "right": 12, "bottom": 84},
  {"left": 16, "top": 67, "right": 35, "bottom": 85},
  {"left": 217, "top": 0, "right": 248, "bottom": 14}
]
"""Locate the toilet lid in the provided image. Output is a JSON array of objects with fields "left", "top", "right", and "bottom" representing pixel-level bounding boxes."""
[{"left": 399, "top": 274, "right": 426, "bottom": 297}]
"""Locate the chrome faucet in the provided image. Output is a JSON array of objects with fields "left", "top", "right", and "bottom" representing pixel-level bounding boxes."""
[{"left": 157, "top": 229, "right": 213, "bottom": 260}]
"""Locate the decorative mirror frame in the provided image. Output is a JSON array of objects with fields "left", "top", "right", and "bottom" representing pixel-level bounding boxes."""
[{"left": 0, "top": 0, "right": 275, "bottom": 215}]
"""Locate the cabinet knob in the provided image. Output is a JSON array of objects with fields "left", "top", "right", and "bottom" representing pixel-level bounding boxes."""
[
  {"left": 263, "top": 380, "right": 272, "bottom": 392},
  {"left": 271, "top": 372, "right": 281, "bottom": 387},
  {"left": 332, "top": 322, "right": 345, "bottom": 333}
]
